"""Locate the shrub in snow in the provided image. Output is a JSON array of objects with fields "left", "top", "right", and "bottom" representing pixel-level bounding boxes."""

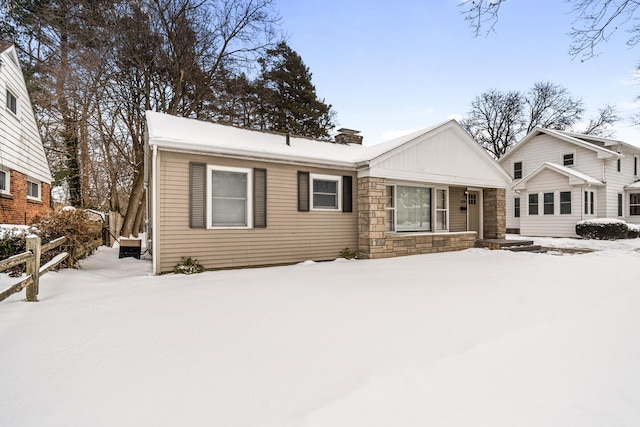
[
  {"left": 576, "top": 219, "right": 630, "bottom": 240},
  {"left": 339, "top": 247, "right": 358, "bottom": 259},
  {"left": 0, "top": 226, "right": 33, "bottom": 277},
  {"left": 174, "top": 257, "right": 204, "bottom": 275},
  {"left": 628, "top": 224, "right": 640, "bottom": 239}
]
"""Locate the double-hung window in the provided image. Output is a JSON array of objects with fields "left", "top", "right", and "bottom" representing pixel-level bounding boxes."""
[
  {"left": 310, "top": 174, "right": 341, "bottom": 210},
  {"left": 560, "top": 191, "right": 571, "bottom": 214},
  {"left": 6, "top": 89, "right": 17, "bottom": 115},
  {"left": 618, "top": 193, "right": 623, "bottom": 217},
  {"left": 562, "top": 153, "right": 574, "bottom": 166},
  {"left": 630, "top": 194, "right": 640, "bottom": 216},
  {"left": 27, "top": 179, "right": 39, "bottom": 199},
  {"left": 0, "top": 170, "right": 7, "bottom": 193},
  {"left": 386, "top": 186, "right": 395, "bottom": 232},
  {"left": 513, "top": 161, "right": 523, "bottom": 179},
  {"left": 208, "top": 166, "right": 252, "bottom": 228},
  {"left": 584, "top": 191, "right": 595, "bottom": 215},
  {"left": 435, "top": 188, "right": 448, "bottom": 231},
  {"left": 543, "top": 192, "right": 554, "bottom": 215},
  {"left": 528, "top": 194, "right": 538, "bottom": 215}
]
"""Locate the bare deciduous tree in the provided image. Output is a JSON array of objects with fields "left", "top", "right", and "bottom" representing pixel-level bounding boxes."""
[{"left": 462, "top": 81, "right": 618, "bottom": 158}]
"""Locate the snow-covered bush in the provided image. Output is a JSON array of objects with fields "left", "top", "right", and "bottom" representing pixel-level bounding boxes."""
[
  {"left": 339, "top": 247, "right": 358, "bottom": 259},
  {"left": 173, "top": 257, "right": 205, "bottom": 275},
  {"left": 628, "top": 223, "right": 640, "bottom": 239},
  {"left": 576, "top": 218, "right": 634, "bottom": 240}
]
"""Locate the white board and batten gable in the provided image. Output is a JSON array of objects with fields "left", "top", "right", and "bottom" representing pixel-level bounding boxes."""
[
  {"left": 0, "top": 42, "right": 52, "bottom": 185},
  {"left": 360, "top": 120, "right": 511, "bottom": 188}
]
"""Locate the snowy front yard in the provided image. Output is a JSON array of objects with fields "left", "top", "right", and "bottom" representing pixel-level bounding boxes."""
[{"left": 2, "top": 238, "right": 640, "bottom": 426}]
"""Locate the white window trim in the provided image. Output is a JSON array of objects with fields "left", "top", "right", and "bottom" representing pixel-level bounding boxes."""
[
  {"left": 206, "top": 165, "right": 253, "bottom": 229},
  {"left": 513, "top": 160, "right": 523, "bottom": 180},
  {"left": 630, "top": 192, "right": 640, "bottom": 216},
  {"left": 6, "top": 88, "right": 18, "bottom": 117},
  {"left": 310, "top": 173, "right": 342, "bottom": 211},
  {"left": 0, "top": 169, "right": 10, "bottom": 195},
  {"left": 561, "top": 151, "right": 576, "bottom": 167},
  {"left": 384, "top": 182, "right": 449, "bottom": 234},
  {"left": 584, "top": 190, "right": 596, "bottom": 217},
  {"left": 26, "top": 178, "right": 40, "bottom": 201},
  {"left": 435, "top": 187, "right": 449, "bottom": 232}
]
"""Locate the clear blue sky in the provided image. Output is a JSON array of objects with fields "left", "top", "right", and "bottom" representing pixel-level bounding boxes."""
[{"left": 276, "top": 0, "right": 640, "bottom": 145}]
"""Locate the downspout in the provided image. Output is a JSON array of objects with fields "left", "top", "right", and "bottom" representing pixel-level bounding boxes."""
[{"left": 152, "top": 144, "right": 158, "bottom": 275}]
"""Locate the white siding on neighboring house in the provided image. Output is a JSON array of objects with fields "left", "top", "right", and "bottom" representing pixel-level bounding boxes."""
[
  {"left": 0, "top": 44, "right": 52, "bottom": 184},
  {"left": 518, "top": 169, "right": 582, "bottom": 237}
]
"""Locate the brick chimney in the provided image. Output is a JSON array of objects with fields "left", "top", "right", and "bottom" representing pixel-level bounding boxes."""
[{"left": 335, "top": 128, "right": 363, "bottom": 145}]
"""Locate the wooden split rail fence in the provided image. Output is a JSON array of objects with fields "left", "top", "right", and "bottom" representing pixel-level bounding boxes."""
[{"left": 0, "top": 235, "right": 69, "bottom": 303}]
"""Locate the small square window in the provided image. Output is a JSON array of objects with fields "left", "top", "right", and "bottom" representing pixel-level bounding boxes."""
[
  {"left": 27, "top": 180, "right": 39, "bottom": 199},
  {"left": 310, "top": 174, "right": 341, "bottom": 210},
  {"left": 513, "top": 161, "right": 523, "bottom": 179},
  {"left": 6, "top": 89, "right": 17, "bottom": 115},
  {"left": 563, "top": 153, "right": 574, "bottom": 166}
]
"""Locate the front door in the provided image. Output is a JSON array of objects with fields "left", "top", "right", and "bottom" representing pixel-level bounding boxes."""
[{"left": 467, "top": 190, "right": 481, "bottom": 238}]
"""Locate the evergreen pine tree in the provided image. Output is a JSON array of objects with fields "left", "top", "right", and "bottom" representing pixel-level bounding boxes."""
[{"left": 258, "top": 42, "right": 336, "bottom": 139}]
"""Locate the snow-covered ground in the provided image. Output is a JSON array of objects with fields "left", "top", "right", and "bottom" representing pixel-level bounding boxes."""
[{"left": 2, "top": 237, "right": 640, "bottom": 426}]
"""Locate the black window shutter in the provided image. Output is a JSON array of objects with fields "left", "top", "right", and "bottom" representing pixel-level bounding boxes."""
[
  {"left": 189, "top": 162, "right": 206, "bottom": 228},
  {"left": 253, "top": 168, "right": 267, "bottom": 228},
  {"left": 342, "top": 175, "right": 353, "bottom": 212},
  {"left": 298, "top": 171, "right": 310, "bottom": 212}
]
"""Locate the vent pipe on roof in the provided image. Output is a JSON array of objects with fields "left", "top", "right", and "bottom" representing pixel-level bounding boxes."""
[{"left": 286, "top": 132, "right": 290, "bottom": 146}]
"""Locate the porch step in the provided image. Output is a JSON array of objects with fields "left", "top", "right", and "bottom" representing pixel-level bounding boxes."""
[
  {"left": 476, "top": 239, "right": 542, "bottom": 252},
  {"left": 504, "top": 244, "right": 542, "bottom": 252}
]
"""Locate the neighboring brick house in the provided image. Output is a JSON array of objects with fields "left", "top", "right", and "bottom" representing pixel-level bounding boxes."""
[
  {"left": 0, "top": 41, "right": 52, "bottom": 224},
  {"left": 145, "top": 111, "right": 511, "bottom": 274}
]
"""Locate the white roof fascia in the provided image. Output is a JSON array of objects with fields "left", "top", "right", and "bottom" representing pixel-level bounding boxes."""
[
  {"left": 513, "top": 162, "right": 604, "bottom": 191},
  {"left": 152, "top": 140, "right": 358, "bottom": 170}
]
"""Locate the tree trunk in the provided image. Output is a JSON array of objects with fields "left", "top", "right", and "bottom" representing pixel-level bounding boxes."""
[{"left": 120, "top": 168, "right": 144, "bottom": 237}]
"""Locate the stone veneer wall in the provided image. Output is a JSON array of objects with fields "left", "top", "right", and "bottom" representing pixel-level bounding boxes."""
[
  {"left": 0, "top": 170, "right": 51, "bottom": 225},
  {"left": 357, "top": 176, "right": 478, "bottom": 259},
  {"left": 482, "top": 188, "right": 506, "bottom": 239}
]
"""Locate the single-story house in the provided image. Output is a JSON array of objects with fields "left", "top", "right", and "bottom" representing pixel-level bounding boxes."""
[
  {"left": 144, "top": 111, "right": 511, "bottom": 274},
  {"left": 0, "top": 41, "right": 52, "bottom": 224},
  {"left": 499, "top": 127, "right": 640, "bottom": 237}
]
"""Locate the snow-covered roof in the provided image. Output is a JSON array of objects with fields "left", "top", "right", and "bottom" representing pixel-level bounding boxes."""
[
  {"left": 624, "top": 181, "right": 640, "bottom": 190},
  {"left": 513, "top": 162, "right": 604, "bottom": 190},
  {"left": 146, "top": 111, "right": 455, "bottom": 168},
  {"left": 500, "top": 127, "right": 623, "bottom": 163}
]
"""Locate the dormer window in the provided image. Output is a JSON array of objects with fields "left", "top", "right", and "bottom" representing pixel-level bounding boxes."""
[
  {"left": 513, "top": 161, "right": 523, "bottom": 179},
  {"left": 6, "top": 89, "right": 17, "bottom": 115},
  {"left": 562, "top": 153, "right": 574, "bottom": 166}
]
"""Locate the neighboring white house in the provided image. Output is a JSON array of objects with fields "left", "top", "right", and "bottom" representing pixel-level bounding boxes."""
[
  {"left": 0, "top": 41, "right": 52, "bottom": 224},
  {"left": 499, "top": 127, "right": 640, "bottom": 237}
]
